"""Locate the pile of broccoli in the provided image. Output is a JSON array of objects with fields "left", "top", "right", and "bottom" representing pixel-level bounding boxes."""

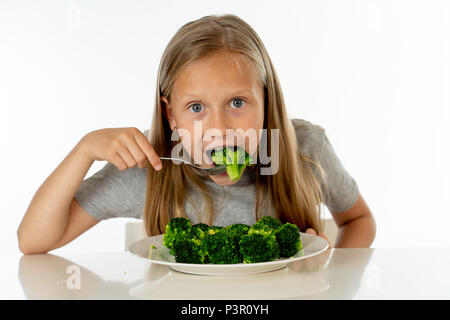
[
  {"left": 161, "top": 216, "right": 303, "bottom": 264},
  {"left": 211, "top": 146, "right": 254, "bottom": 181}
]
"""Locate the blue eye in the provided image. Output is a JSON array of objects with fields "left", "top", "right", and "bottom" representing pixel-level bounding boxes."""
[
  {"left": 230, "top": 98, "right": 245, "bottom": 109},
  {"left": 189, "top": 103, "right": 203, "bottom": 113}
]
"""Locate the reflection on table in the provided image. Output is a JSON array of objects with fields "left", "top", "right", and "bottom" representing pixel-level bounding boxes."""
[{"left": 18, "top": 249, "right": 373, "bottom": 299}]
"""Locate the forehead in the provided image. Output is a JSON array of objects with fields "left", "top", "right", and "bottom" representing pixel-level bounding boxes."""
[{"left": 172, "top": 51, "right": 261, "bottom": 99}]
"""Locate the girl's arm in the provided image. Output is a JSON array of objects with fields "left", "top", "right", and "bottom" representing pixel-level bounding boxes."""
[
  {"left": 17, "top": 127, "right": 162, "bottom": 254},
  {"left": 17, "top": 140, "right": 98, "bottom": 254},
  {"left": 331, "top": 193, "right": 376, "bottom": 248}
]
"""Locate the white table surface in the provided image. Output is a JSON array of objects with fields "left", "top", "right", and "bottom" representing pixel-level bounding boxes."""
[{"left": 1, "top": 248, "right": 450, "bottom": 299}]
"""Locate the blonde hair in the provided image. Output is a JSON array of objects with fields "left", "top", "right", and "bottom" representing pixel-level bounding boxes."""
[{"left": 143, "top": 14, "right": 327, "bottom": 236}]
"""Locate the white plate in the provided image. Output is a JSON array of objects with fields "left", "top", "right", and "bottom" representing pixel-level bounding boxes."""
[{"left": 127, "top": 232, "right": 329, "bottom": 275}]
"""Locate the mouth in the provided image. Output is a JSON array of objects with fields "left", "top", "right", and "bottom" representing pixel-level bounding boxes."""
[
  {"left": 205, "top": 145, "right": 240, "bottom": 165},
  {"left": 203, "top": 145, "right": 254, "bottom": 180}
]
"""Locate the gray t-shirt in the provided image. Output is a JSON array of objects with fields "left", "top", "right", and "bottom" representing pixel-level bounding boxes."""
[{"left": 74, "top": 118, "right": 359, "bottom": 225}]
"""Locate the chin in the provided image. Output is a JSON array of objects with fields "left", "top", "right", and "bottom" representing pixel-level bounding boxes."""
[{"left": 209, "top": 174, "right": 240, "bottom": 186}]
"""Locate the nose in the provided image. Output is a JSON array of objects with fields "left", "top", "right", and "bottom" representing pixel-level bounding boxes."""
[{"left": 203, "top": 108, "right": 230, "bottom": 141}]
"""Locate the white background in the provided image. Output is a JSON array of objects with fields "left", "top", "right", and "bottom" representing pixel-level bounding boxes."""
[{"left": 1, "top": 0, "right": 449, "bottom": 254}]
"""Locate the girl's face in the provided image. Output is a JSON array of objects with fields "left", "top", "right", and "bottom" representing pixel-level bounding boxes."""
[{"left": 162, "top": 51, "right": 265, "bottom": 186}]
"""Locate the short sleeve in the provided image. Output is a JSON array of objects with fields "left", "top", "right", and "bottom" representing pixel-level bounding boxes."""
[
  {"left": 318, "top": 132, "right": 359, "bottom": 213},
  {"left": 73, "top": 129, "right": 150, "bottom": 220}
]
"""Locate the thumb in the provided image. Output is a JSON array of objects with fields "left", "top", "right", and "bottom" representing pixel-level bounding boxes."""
[{"left": 305, "top": 228, "right": 318, "bottom": 235}]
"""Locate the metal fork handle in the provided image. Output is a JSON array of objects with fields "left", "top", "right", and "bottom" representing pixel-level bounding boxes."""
[
  {"left": 159, "top": 157, "right": 203, "bottom": 169},
  {"left": 159, "top": 157, "right": 226, "bottom": 175}
]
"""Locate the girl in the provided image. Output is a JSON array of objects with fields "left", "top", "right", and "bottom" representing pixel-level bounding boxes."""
[{"left": 17, "top": 14, "right": 376, "bottom": 254}]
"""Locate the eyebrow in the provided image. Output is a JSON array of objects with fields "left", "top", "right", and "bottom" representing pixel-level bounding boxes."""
[{"left": 181, "top": 90, "right": 253, "bottom": 102}]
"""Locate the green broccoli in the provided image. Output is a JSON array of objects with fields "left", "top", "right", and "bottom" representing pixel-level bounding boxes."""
[
  {"left": 252, "top": 216, "right": 283, "bottom": 231},
  {"left": 275, "top": 223, "right": 302, "bottom": 257},
  {"left": 202, "top": 227, "right": 243, "bottom": 264},
  {"left": 225, "top": 223, "right": 250, "bottom": 235},
  {"left": 239, "top": 228, "right": 280, "bottom": 263},
  {"left": 148, "top": 244, "right": 158, "bottom": 259},
  {"left": 165, "top": 220, "right": 210, "bottom": 263},
  {"left": 188, "top": 224, "right": 207, "bottom": 241},
  {"left": 192, "top": 223, "right": 210, "bottom": 233},
  {"left": 210, "top": 148, "right": 225, "bottom": 165},
  {"left": 162, "top": 217, "right": 192, "bottom": 251},
  {"left": 211, "top": 147, "right": 254, "bottom": 181},
  {"left": 223, "top": 223, "right": 251, "bottom": 262},
  {"left": 209, "top": 225, "right": 224, "bottom": 232},
  {"left": 162, "top": 217, "right": 302, "bottom": 264},
  {"left": 171, "top": 237, "right": 206, "bottom": 264}
]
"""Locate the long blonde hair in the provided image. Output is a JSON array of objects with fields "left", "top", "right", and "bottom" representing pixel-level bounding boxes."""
[{"left": 143, "top": 14, "right": 327, "bottom": 236}]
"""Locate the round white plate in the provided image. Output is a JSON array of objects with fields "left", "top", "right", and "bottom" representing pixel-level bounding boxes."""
[{"left": 127, "top": 232, "right": 329, "bottom": 275}]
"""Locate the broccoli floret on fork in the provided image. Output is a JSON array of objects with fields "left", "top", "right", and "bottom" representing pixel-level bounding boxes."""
[{"left": 210, "top": 146, "right": 254, "bottom": 181}]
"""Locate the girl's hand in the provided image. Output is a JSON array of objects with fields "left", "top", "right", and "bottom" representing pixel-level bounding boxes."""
[
  {"left": 305, "top": 228, "right": 333, "bottom": 249},
  {"left": 79, "top": 127, "right": 163, "bottom": 171},
  {"left": 289, "top": 228, "right": 333, "bottom": 272}
]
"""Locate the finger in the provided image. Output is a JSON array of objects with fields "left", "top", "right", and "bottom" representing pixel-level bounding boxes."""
[
  {"left": 110, "top": 152, "right": 128, "bottom": 171},
  {"left": 134, "top": 131, "right": 162, "bottom": 171},
  {"left": 305, "top": 228, "right": 317, "bottom": 235},
  {"left": 117, "top": 146, "right": 137, "bottom": 168},
  {"left": 125, "top": 140, "right": 149, "bottom": 169}
]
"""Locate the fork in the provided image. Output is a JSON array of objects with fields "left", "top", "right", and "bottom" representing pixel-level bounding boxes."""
[{"left": 159, "top": 157, "right": 227, "bottom": 176}]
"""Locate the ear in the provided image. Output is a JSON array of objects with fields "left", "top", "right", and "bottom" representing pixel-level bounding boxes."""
[{"left": 161, "top": 96, "right": 177, "bottom": 131}]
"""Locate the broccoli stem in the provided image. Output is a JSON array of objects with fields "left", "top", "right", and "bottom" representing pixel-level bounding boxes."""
[
  {"left": 226, "top": 163, "right": 241, "bottom": 181},
  {"left": 238, "top": 159, "right": 249, "bottom": 177},
  {"left": 211, "top": 146, "right": 253, "bottom": 181}
]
